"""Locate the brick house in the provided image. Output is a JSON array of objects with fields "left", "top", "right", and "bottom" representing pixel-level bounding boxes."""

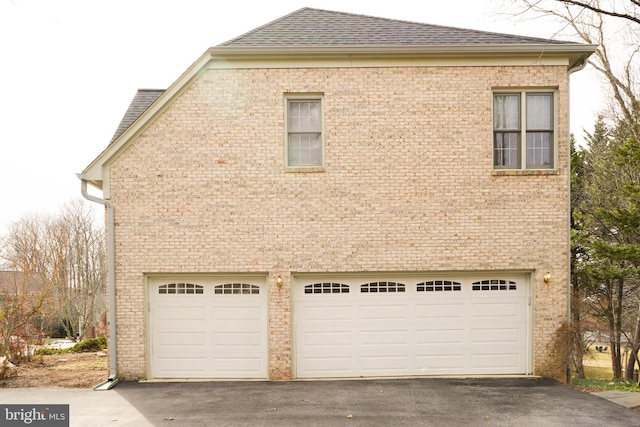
[{"left": 80, "top": 8, "right": 595, "bottom": 381}]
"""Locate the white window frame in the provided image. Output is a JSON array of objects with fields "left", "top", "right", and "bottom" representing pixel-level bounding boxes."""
[
  {"left": 285, "top": 94, "right": 325, "bottom": 170},
  {"left": 493, "top": 90, "right": 556, "bottom": 170}
]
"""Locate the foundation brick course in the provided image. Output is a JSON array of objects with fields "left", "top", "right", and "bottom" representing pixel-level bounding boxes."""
[{"left": 109, "top": 65, "right": 570, "bottom": 380}]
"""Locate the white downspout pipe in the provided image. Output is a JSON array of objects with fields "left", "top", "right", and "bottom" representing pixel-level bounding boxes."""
[{"left": 78, "top": 175, "right": 119, "bottom": 390}]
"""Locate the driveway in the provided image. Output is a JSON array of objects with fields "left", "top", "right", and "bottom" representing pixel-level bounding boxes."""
[{"left": 3, "top": 378, "right": 640, "bottom": 426}]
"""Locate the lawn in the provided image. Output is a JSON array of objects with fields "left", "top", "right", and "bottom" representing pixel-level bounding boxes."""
[{"left": 571, "top": 346, "right": 640, "bottom": 392}]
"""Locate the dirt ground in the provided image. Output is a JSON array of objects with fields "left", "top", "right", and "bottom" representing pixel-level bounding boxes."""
[{"left": 0, "top": 352, "right": 109, "bottom": 389}]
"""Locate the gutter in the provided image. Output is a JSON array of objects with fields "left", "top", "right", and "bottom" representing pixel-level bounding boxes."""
[{"left": 78, "top": 175, "right": 120, "bottom": 390}]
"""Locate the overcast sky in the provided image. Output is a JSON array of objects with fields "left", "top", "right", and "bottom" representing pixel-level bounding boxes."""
[{"left": 0, "top": 0, "right": 602, "bottom": 234}]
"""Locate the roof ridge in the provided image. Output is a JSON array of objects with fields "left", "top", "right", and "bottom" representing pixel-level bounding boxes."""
[{"left": 219, "top": 7, "right": 311, "bottom": 46}]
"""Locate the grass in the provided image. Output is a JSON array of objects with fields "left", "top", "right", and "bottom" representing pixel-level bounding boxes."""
[{"left": 570, "top": 347, "right": 640, "bottom": 392}]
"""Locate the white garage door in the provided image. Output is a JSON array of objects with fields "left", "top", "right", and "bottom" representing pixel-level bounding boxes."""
[
  {"left": 148, "top": 276, "right": 268, "bottom": 379},
  {"left": 294, "top": 274, "right": 530, "bottom": 378}
]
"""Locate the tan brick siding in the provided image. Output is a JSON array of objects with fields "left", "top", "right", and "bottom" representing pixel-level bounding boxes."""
[{"left": 109, "top": 65, "right": 570, "bottom": 380}]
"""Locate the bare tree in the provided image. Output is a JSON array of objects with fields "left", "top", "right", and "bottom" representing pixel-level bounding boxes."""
[
  {"left": 510, "top": 1, "right": 640, "bottom": 139},
  {"left": 0, "top": 200, "right": 106, "bottom": 362},
  {"left": 56, "top": 200, "right": 107, "bottom": 340},
  {"left": 0, "top": 216, "right": 62, "bottom": 361}
]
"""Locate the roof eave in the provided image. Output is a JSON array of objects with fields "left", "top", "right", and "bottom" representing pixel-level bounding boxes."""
[{"left": 209, "top": 43, "right": 597, "bottom": 63}]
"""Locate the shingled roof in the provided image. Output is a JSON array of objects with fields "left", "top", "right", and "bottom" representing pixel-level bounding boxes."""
[
  {"left": 220, "top": 7, "right": 571, "bottom": 47},
  {"left": 109, "top": 89, "right": 164, "bottom": 144}
]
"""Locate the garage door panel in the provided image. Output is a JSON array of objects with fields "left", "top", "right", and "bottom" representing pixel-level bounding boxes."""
[
  {"left": 212, "top": 331, "right": 263, "bottom": 347},
  {"left": 155, "top": 356, "right": 209, "bottom": 377},
  {"left": 300, "top": 357, "right": 354, "bottom": 375},
  {"left": 156, "top": 332, "right": 207, "bottom": 347},
  {"left": 359, "top": 304, "right": 409, "bottom": 320},
  {"left": 472, "top": 327, "right": 522, "bottom": 345},
  {"left": 361, "top": 356, "right": 410, "bottom": 373},
  {"left": 360, "top": 330, "right": 408, "bottom": 346},
  {"left": 471, "top": 353, "right": 522, "bottom": 370},
  {"left": 295, "top": 274, "right": 529, "bottom": 378},
  {"left": 471, "top": 302, "right": 522, "bottom": 318},
  {"left": 416, "top": 354, "right": 465, "bottom": 371},
  {"left": 416, "top": 328, "right": 466, "bottom": 344},
  {"left": 415, "top": 303, "right": 465, "bottom": 319},
  {"left": 157, "top": 306, "right": 206, "bottom": 320},
  {"left": 213, "top": 306, "right": 262, "bottom": 321},
  {"left": 303, "top": 304, "right": 353, "bottom": 321},
  {"left": 212, "top": 357, "right": 265, "bottom": 375},
  {"left": 303, "top": 331, "right": 352, "bottom": 346}
]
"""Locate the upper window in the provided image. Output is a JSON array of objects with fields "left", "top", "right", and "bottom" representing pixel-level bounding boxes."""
[
  {"left": 286, "top": 97, "right": 323, "bottom": 167},
  {"left": 493, "top": 91, "right": 554, "bottom": 169}
]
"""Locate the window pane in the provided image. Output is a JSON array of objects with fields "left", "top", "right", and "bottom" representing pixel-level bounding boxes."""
[
  {"left": 494, "top": 95, "right": 519, "bottom": 130},
  {"left": 288, "top": 134, "right": 321, "bottom": 166},
  {"left": 494, "top": 132, "right": 519, "bottom": 167},
  {"left": 527, "top": 94, "right": 552, "bottom": 129},
  {"left": 289, "top": 100, "right": 320, "bottom": 132},
  {"left": 526, "top": 132, "right": 551, "bottom": 167}
]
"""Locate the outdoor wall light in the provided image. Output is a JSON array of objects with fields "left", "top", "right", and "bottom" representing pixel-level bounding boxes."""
[
  {"left": 543, "top": 272, "right": 552, "bottom": 284},
  {"left": 276, "top": 276, "right": 283, "bottom": 289}
]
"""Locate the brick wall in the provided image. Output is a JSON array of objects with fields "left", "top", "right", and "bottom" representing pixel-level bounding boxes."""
[{"left": 109, "top": 65, "right": 570, "bottom": 380}]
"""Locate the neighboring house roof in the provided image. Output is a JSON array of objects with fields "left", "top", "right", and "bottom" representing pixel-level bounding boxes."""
[
  {"left": 109, "top": 89, "right": 164, "bottom": 144},
  {"left": 80, "top": 7, "right": 596, "bottom": 194},
  {"left": 221, "top": 7, "right": 569, "bottom": 47}
]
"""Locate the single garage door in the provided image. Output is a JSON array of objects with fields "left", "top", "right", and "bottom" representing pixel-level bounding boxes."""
[
  {"left": 148, "top": 276, "right": 268, "bottom": 379},
  {"left": 294, "top": 274, "right": 529, "bottom": 378}
]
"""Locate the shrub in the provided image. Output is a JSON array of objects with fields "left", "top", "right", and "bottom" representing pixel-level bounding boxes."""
[
  {"left": 70, "top": 337, "right": 107, "bottom": 353},
  {"left": 35, "top": 347, "right": 70, "bottom": 356}
]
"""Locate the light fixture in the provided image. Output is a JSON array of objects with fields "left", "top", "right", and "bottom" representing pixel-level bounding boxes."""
[
  {"left": 543, "top": 272, "right": 552, "bottom": 284},
  {"left": 276, "top": 276, "right": 283, "bottom": 289}
]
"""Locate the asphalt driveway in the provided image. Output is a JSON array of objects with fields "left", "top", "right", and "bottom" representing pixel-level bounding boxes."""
[
  {"left": 116, "top": 377, "right": 638, "bottom": 426},
  {"left": 3, "top": 378, "right": 640, "bottom": 426}
]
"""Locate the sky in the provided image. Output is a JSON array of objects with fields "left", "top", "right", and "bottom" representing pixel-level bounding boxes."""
[{"left": 0, "top": 0, "right": 603, "bottom": 234}]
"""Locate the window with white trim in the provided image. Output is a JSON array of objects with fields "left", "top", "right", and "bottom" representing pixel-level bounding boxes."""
[
  {"left": 286, "top": 96, "right": 323, "bottom": 167},
  {"left": 493, "top": 91, "right": 554, "bottom": 169}
]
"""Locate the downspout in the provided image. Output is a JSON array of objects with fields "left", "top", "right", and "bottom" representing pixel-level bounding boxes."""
[
  {"left": 78, "top": 175, "right": 120, "bottom": 390},
  {"left": 566, "top": 57, "right": 588, "bottom": 322}
]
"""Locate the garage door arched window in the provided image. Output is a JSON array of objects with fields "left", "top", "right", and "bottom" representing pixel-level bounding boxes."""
[
  {"left": 416, "top": 281, "right": 461, "bottom": 292},
  {"left": 360, "top": 282, "right": 406, "bottom": 293},
  {"left": 158, "top": 283, "right": 204, "bottom": 294},
  {"left": 304, "top": 283, "right": 349, "bottom": 294},
  {"left": 472, "top": 279, "right": 517, "bottom": 291},
  {"left": 214, "top": 283, "right": 260, "bottom": 295}
]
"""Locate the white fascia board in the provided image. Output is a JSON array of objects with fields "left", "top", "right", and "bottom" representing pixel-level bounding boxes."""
[{"left": 208, "top": 43, "right": 597, "bottom": 68}]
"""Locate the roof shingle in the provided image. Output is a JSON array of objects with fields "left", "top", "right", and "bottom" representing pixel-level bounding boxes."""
[
  {"left": 221, "top": 7, "right": 571, "bottom": 47},
  {"left": 109, "top": 89, "right": 164, "bottom": 144}
]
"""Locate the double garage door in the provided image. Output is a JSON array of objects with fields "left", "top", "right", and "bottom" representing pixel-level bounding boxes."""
[
  {"left": 148, "top": 273, "right": 529, "bottom": 379},
  {"left": 294, "top": 274, "right": 530, "bottom": 378}
]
